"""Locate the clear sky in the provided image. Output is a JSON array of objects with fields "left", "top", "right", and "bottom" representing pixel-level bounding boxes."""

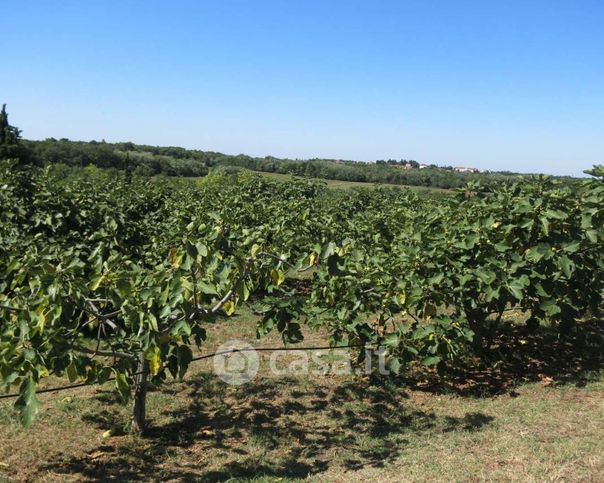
[{"left": 2, "top": 0, "right": 603, "bottom": 176}]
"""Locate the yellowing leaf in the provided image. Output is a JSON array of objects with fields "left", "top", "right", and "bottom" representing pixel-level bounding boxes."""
[
  {"left": 309, "top": 252, "right": 317, "bottom": 266},
  {"left": 270, "top": 268, "right": 279, "bottom": 285},
  {"left": 37, "top": 366, "right": 49, "bottom": 378},
  {"left": 169, "top": 248, "right": 183, "bottom": 268},
  {"left": 223, "top": 299, "right": 235, "bottom": 316},
  {"left": 146, "top": 347, "right": 162, "bottom": 376},
  {"left": 270, "top": 269, "right": 285, "bottom": 286},
  {"left": 89, "top": 275, "right": 104, "bottom": 291},
  {"left": 102, "top": 429, "right": 113, "bottom": 438},
  {"left": 35, "top": 306, "right": 47, "bottom": 333},
  {"left": 181, "top": 278, "right": 192, "bottom": 291}
]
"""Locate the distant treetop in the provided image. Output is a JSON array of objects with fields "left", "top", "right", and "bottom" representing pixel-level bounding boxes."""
[{"left": 0, "top": 104, "right": 24, "bottom": 162}]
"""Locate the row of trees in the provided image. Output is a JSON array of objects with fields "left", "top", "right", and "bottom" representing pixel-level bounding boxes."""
[
  {"left": 1, "top": 104, "right": 563, "bottom": 188},
  {"left": 22, "top": 139, "right": 209, "bottom": 177},
  {"left": 0, "top": 105, "right": 208, "bottom": 177},
  {"left": 1, "top": 162, "right": 602, "bottom": 432},
  {"left": 222, "top": 155, "right": 509, "bottom": 189}
]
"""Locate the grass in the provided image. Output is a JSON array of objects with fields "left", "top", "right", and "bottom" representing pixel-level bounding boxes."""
[
  {"left": 0, "top": 308, "right": 602, "bottom": 482},
  {"left": 247, "top": 170, "right": 451, "bottom": 194}
]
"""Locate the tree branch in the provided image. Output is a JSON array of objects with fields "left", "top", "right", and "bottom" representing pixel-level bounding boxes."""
[
  {"left": 74, "top": 346, "right": 135, "bottom": 360},
  {"left": 0, "top": 304, "right": 25, "bottom": 313},
  {"left": 256, "top": 251, "right": 315, "bottom": 272},
  {"left": 211, "top": 258, "right": 252, "bottom": 314}
]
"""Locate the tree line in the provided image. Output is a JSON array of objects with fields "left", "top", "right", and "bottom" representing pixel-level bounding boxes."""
[{"left": 1, "top": 104, "right": 581, "bottom": 188}]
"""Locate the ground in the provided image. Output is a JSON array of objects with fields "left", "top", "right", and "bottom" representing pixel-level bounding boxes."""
[{"left": 0, "top": 309, "right": 602, "bottom": 482}]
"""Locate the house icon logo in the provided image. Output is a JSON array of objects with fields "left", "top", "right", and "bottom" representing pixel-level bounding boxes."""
[{"left": 213, "top": 340, "right": 260, "bottom": 385}]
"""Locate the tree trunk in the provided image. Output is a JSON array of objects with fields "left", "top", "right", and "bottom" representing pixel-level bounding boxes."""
[
  {"left": 132, "top": 356, "right": 148, "bottom": 435},
  {"left": 466, "top": 309, "right": 486, "bottom": 353}
]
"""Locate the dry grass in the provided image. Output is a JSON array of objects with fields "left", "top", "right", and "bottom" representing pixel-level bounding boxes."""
[{"left": 0, "top": 309, "right": 602, "bottom": 482}]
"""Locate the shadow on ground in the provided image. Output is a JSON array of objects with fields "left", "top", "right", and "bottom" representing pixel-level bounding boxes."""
[
  {"left": 409, "top": 318, "right": 604, "bottom": 397},
  {"left": 40, "top": 318, "right": 602, "bottom": 481},
  {"left": 42, "top": 374, "right": 493, "bottom": 481}
]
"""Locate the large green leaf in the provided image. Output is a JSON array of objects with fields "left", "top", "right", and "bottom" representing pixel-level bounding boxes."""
[{"left": 15, "top": 378, "right": 40, "bottom": 428}]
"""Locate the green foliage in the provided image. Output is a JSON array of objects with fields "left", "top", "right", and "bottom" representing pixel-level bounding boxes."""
[
  {"left": 0, "top": 104, "right": 24, "bottom": 162},
  {"left": 584, "top": 164, "right": 604, "bottom": 180},
  {"left": 19, "top": 137, "right": 575, "bottom": 189},
  {"left": 21, "top": 138, "right": 209, "bottom": 176},
  {"left": 0, "top": 162, "right": 602, "bottom": 427}
]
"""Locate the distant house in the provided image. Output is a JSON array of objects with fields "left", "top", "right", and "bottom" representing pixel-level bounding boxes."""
[
  {"left": 419, "top": 164, "right": 428, "bottom": 169},
  {"left": 395, "top": 163, "right": 413, "bottom": 170},
  {"left": 453, "top": 167, "right": 479, "bottom": 173}
]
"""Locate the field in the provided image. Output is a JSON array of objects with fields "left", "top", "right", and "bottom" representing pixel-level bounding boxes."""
[
  {"left": 250, "top": 170, "right": 451, "bottom": 194},
  {"left": 3, "top": 1, "right": 604, "bottom": 480},
  {"left": 1, "top": 307, "right": 603, "bottom": 482},
  {"left": 1, "top": 162, "right": 603, "bottom": 482}
]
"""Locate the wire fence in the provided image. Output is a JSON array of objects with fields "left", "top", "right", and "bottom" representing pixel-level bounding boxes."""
[{"left": 0, "top": 344, "right": 366, "bottom": 400}]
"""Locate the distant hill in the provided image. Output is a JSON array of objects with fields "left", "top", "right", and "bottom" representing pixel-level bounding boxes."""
[{"left": 20, "top": 138, "right": 578, "bottom": 190}]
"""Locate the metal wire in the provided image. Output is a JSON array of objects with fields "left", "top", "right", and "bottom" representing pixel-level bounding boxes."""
[{"left": 0, "top": 344, "right": 365, "bottom": 400}]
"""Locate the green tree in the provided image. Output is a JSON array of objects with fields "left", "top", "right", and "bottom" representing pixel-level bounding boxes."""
[{"left": 0, "top": 104, "right": 24, "bottom": 161}]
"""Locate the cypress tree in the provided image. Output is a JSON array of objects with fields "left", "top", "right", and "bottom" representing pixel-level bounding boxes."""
[{"left": 0, "top": 104, "right": 24, "bottom": 161}]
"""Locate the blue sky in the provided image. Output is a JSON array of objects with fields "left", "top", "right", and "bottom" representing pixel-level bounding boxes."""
[{"left": 2, "top": 0, "right": 603, "bottom": 176}]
